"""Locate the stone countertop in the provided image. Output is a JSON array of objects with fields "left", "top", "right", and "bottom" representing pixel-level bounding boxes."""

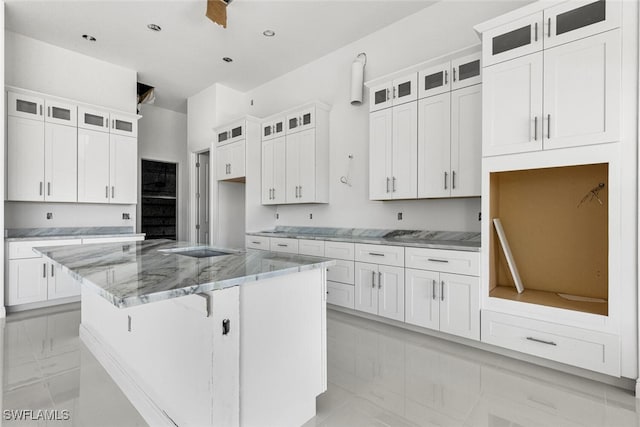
[
  {"left": 6, "top": 233, "right": 146, "bottom": 242},
  {"left": 34, "top": 239, "right": 334, "bottom": 309},
  {"left": 246, "top": 227, "right": 481, "bottom": 252}
]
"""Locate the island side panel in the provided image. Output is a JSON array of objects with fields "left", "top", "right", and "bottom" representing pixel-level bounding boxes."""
[
  {"left": 80, "top": 288, "right": 240, "bottom": 427},
  {"left": 240, "top": 268, "right": 327, "bottom": 427}
]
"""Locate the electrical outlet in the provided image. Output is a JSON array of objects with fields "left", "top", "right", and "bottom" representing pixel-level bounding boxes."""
[
  {"left": 397, "top": 212, "right": 403, "bottom": 220},
  {"left": 46, "top": 212, "right": 53, "bottom": 220},
  {"left": 122, "top": 213, "right": 131, "bottom": 220},
  {"left": 309, "top": 213, "right": 313, "bottom": 219},
  {"left": 478, "top": 212, "right": 482, "bottom": 221}
]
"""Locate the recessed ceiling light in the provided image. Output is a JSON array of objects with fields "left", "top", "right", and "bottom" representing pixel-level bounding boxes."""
[
  {"left": 263, "top": 29, "right": 275, "bottom": 37},
  {"left": 82, "top": 34, "right": 96, "bottom": 42},
  {"left": 147, "top": 24, "right": 162, "bottom": 32},
  {"left": 222, "top": 57, "right": 233, "bottom": 63}
]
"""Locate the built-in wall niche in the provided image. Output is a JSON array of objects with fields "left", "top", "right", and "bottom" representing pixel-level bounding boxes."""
[{"left": 489, "top": 163, "right": 608, "bottom": 316}]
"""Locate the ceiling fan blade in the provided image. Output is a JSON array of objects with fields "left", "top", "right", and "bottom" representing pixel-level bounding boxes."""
[{"left": 206, "top": 0, "right": 228, "bottom": 29}]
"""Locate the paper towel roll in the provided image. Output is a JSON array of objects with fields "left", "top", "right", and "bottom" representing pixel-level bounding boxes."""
[{"left": 350, "top": 59, "right": 364, "bottom": 105}]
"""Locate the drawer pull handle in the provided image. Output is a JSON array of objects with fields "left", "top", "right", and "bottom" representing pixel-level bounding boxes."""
[
  {"left": 277, "top": 244, "right": 288, "bottom": 247},
  {"left": 369, "top": 252, "right": 385, "bottom": 257},
  {"left": 251, "top": 241, "right": 261, "bottom": 244},
  {"left": 428, "top": 258, "right": 449, "bottom": 263},
  {"left": 526, "top": 337, "right": 557, "bottom": 346}
]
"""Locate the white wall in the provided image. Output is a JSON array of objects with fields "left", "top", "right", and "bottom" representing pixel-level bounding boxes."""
[
  {"left": 4, "top": 32, "right": 138, "bottom": 230},
  {"left": 236, "top": 1, "right": 530, "bottom": 232},
  {"left": 137, "top": 104, "right": 188, "bottom": 240}
]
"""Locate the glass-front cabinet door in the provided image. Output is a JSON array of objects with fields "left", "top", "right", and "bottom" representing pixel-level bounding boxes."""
[
  {"left": 78, "top": 106, "right": 110, "bottom": 132},
  {"left": 45, "top": 99, "right": 77, "bottom": 127},
  {"left": 392, "top": 73, "right": 418, "bottom": 106},
  {"left": 110, "top": 113, "right": 138, "bottom": 137},
  {"left": 483, "top": 12, "right": 543, "bottom": 66},
  {"left": 419, "top": 62, "right": 451, "bottom": 99},
  {"left": 262, "top": 117, "right": 285, "bottom": 141},
  {"left": 451, "top": 52, "right": 482, "bottom": 91},
  {"left": 286, "top": 107, "right": 315, "bottom": 134},
  {"left": 369, "top": 82, "right": 393, "bottom": 112},
  {"left": 544, "top": 0, "right": 620, "bottom": 49},
  {"left": 8, "top": 92, "right": 44, "bottom": 121}
]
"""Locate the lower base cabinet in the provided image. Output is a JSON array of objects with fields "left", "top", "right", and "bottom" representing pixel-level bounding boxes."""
[
  {"left": 405, "top": 268, "right": 479, "bottom": 340},
  {"left": 354, "top": 262, "right": 405, "bottom": 322},
  {"left": 326, "top": 281, "right": 354, "bottom": 309}
]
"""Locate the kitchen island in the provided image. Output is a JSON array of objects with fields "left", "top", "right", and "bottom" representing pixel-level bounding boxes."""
[{"left": 35, "top": 239, "right": 335, "bottom": 427}]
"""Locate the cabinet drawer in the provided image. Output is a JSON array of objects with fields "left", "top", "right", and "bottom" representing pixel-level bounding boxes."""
[
  {"left": 9, "top": 239, "right": 81, "bottom": 260},
  {"left": 327, "top": 281, "right": 355, "bottom": 309},
  {"left": 481, "top": 310, "right": 620, "bottom": 376},
  {"left": 270, "top": 238, "right": 299, "bottom": 254},
  {"left": 298, "top": 239, "right": 325, "bottom": 257},
  {"left": 405, "top": 247, "right": 479, "bottom": 276},
  {"left": 355, "top": 243, "right": 404, "bottom": 267},
  {"left": 327, "top": 259, "right": 355, "bottom": 285},
  {"left": 82, "top": 236, "right": 143, "bottom": 244},
  {"left": 324, "top": 241, "right": 355, "bottom": 260},
  {"left": 246, "top": 235, "right": 269, "bottom": 250}
]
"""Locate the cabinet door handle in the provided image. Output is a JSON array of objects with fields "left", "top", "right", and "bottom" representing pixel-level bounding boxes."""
[
  {"left": 534, "top": 22, "right": 538, "bottom": 42},
  {"left": 273, "top": 188, "right": 276, "bottom": 199},
  {"left": 271, "top": 188, "right": 274, "bottom": 200},
  {"left": 51, "top": 264, "right": 54, "bottom": 277},
  {"left": 43, "top": 263, "right": 47, "bottom": 278},
  {"left": 371, "top": 271, "right": 376, "bottom": 288},
  {"left": 39, "top": 105, "right": 43, "bottom": 116},
  {"left": 393, "top": 86, "right": 396, "bottom": 99},
  {"left": 106, "top": 186, "right": 109, "bottom": 199},
  {"left": 299, "top": 186, "right": 302, "bottom": 198},
  {"left": 452, "top": 171, "right": 456, "bottom": 190},
  {"left": 432, "top": 279, "right": 437, "bottom": 300},
  {"left": 386, "top": 177, "right": 390, "bottom": 193},
  {"left": 47, "top": 182, "right": 51, "bottom": 196},
  {"left": 39, "top": 182, "right": 43, "bottom": 196},
  {"left": 47, "top": 106, "right": 51, "bottom": 117},
  {"left": 386, "top": 88, "right": 390, "bottom": 102},
  {"left": 369, "top": 252, "right": 385, "bottom": 257},
  {"left": 112, "top": 119, "right": 115, "bottom": 129},
  {"left": 440, "top": 281, "right": 445, "bottom": 301},
  {"left": 392, "top": 177, "right": 396, "bottom": 192},
  {"left": 526, "top": 336, "right": 557, "bottom": 346},
  {"left": 444, "top": 171, "right": 448, "bottom": 190},
  {"left": 534, "top": 116, "right": 538, "bottom": 141},
  {"left": 378, "top": 271, "right": 382, "bottom": 289},
  {"left": 453, "top": 68, "right": 457, "bottom": 82},
  {"left": 428, "top": 258, "right": 449, "bottom": 263},
  {"left": 444, "top": 70, "right": 448, "bottom": 85},
  {"left": 547, "top": 17, "right": 551, "bottom": 38},
  {"left": 112, "top": 186, "right": 115, "bottom": 198},
  {"left": 547, "top": 114, "right": 551, "bottom": 139}
]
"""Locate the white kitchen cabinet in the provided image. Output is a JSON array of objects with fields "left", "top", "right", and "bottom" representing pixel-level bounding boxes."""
[
  {"left": 216, "top": 119, "right": 244, "bottom": 146},
  {"left": 418, "top": 93, "right": 451, "bottom": 198},
  {"left": 419, "top": 54, "right": 481, "bottom": 100},
  {"left": 369, "top": 102, "right": 418, "bottom": 200},
  {"left": 45, "top": 99, "right": 77, "bottom": 127},
  {"left": 419, "top": 61, "right": 451, "bottom": 99},
  {"left": 78, "top": 128, "right": 111, "bottom": 203},
  {"left": 261, "top": 102, "right": 330, "bottom": 205},
  {"left": 246, "top": 235, "right": 269, "bottom": 250},
  {"left": 450, "top": 84, "right": 482, "bottom": 197},
  {"left": 482, "top": 12, "right": 543, "bottom": 67},
  {"left": 7, "top": 116, "right": 45, "bottom": 201},
  {"left": 261, "top": 117, "right": 285, "bottom": 141},
  {"left": 78, "top": 105, "right": 110, "bottom": 132},
  {"left": 369, "top": 72, "right": 418, "bottom": 112},
  {"left": 48, "top": 262, "right": 81, "bottom": 300},
  {"left": 298, "top": 239, "right": 324, "bottom": 257},
  {"left": 270, "top": 237, "right": 299, "bottom": 254},
  {"left": 261, "top": 136, "right": 286, "bottom": 205},
  {"left": 483, "top": 52, "right": 543, "bottom": 156},
  {"left": 44, "top": 122, "right": 78, "bottom": 202},
  {"left": 355, "top": 262, "right": 404, "bottom": 321},
  {"left": 110, "top": 112, "right": 138, "bottom": 138},
  {"left": 405, "top": 268, "right": 479, "bottom": 340},
  {"left": 542, "top": 30, "right": 620, "bottom": 150},
  {"left": 217, "top": 139, "right": 246, "bottom": 181},
  {"left": 109, "top": 134, "right": 138, "bottom": 204},
  {"left": 451, "top": 52, "right": 482, "bottom": 91},
  {"left": 8, "top": 258, "right": 49, "bottom": 306},
  {"left": 326, "top": 281, "right": 355, "bottom": 309},
  {"left": 8, "top": 91, "right": 44, "bottom": 120},
  {"left": 285, "top": 129, "right": 316, "bottom": 203}
]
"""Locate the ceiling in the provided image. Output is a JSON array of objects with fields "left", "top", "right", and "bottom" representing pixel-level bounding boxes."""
[{"left": 5, "top": 0, "right": 435, "bottom": 113}]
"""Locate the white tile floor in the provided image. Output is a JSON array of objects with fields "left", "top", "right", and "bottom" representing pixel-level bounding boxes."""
[{"left": 2, "top": 304, "right": 639, "bottom": 426}]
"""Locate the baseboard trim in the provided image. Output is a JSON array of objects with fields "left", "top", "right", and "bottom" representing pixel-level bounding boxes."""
[{"left": 79, "top": 325, "right": 177, "bottom": 427}]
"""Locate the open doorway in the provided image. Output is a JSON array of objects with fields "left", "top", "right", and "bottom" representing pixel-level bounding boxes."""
[
  {"left": 195, "top": 151, "right": 210, "bottom": 244},
  {"left": 141, "top": 159, "right": 177, "bottom": 240}
]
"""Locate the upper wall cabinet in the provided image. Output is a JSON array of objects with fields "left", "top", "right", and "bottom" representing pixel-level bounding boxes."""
[
  {"left": 261, "top": 102, "right": 330, "bottom": 205},
  {"left": 215, "top": 117, "right": 260, "bottom": 182},
  {"left": 8, "top": 92, "right": 44, "bottom": 120},
  {"left": 480, "top": 2, "right": 621, "bottom": 156},
  {"left": 45, "top": 99, "right": 77, "bottom": 127},
  {"left": 78, "top": 106, "right": 110, "bottom": 132},
  {"left": 110, "top": 113, "right": 138, "bottom": 137},
  {"left": 216, "top": 119, "right": 245, "bottom": 146},
  {"left": 369, "top": 73, "right": 418, "bottom": 112},
  {"left": 419, "top": 53, "right": 482, "bottom": 99},
  {"left": 482, "top": 13, "right": 543, "bottom": 67}
]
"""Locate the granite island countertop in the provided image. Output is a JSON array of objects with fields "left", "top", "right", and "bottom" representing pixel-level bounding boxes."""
[
  {"left": 5, "top": 226, "right": 145, "bottom": 242},
  {"left": 247, "top": 226, "right": 481, "bottom": 251},
  {"left": 35, "top": 239, "right": 334, "bottom": 309}
]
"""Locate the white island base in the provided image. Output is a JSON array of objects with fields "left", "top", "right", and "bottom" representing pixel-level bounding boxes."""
[{"left": 79, "top": 268, "right": 327, "bottom": 427}]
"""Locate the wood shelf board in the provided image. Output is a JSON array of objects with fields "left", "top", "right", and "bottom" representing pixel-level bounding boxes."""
[
  {"left": 490, "top": 285, "right": 608, "bottom": 316},
  {"left": 490, "top": 163, "right": 608, "bottom": 299}
]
